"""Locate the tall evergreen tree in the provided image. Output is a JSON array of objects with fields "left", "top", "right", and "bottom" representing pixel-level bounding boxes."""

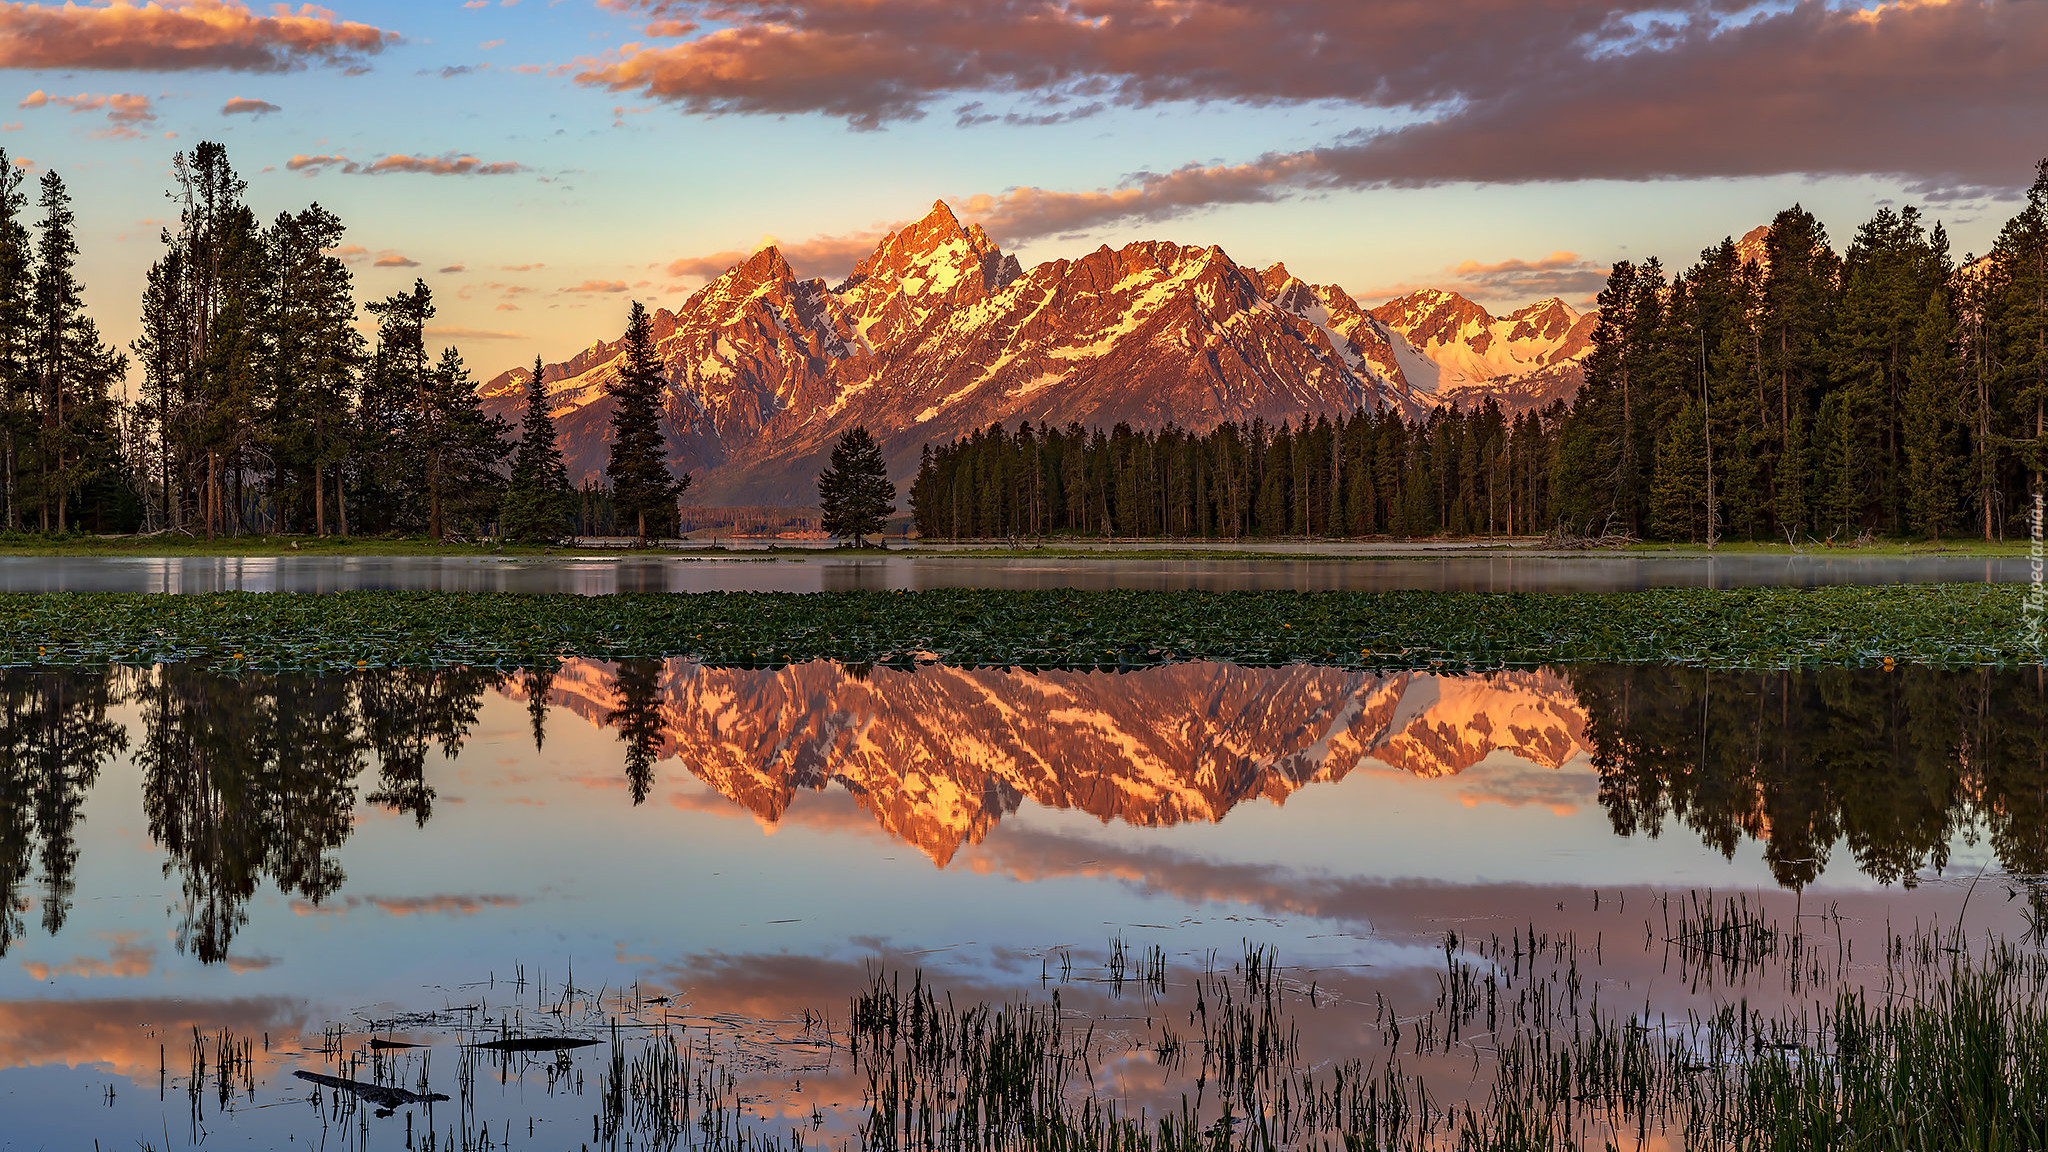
[
  {"left": 818, "top": 425, "right": 896, "bottom": 546},
  {"left": 1903, "top": 288, "right": 1963, "bottom": 539},
  {"left": 0, "top": 152, "right": 30, "bottom": 530},
  {"left": 359, "top": 280, "right": 435, "bottom": 535},
  {"left": 604, "top": 301, "right": 684, "bottom": 542},
  {"left": 426, "top": 345, "right": 512, "bottom": 536},
  {"left": 263, "top": 205, "right": 361, "bottom": 536},
  {"left": 28, "top": 172, "right": 125, "bottom": 531},
  {"left": 1993, "top": 160, "right": 2048, "bottom": 524},
  {"left": 502, "top": 356, "right": 573, "bottom": 542}
]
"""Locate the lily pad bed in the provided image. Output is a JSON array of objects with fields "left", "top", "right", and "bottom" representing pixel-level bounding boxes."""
[{"left": 0, "top": 586, "right": 2035, "bottom": 672}]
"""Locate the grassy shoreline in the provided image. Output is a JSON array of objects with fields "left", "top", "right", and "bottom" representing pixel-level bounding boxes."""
[{"left": 0, "top": 585, "right": 2034, "bottom": 671}]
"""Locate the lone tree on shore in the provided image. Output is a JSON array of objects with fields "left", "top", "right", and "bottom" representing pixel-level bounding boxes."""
[
  {"left": 604, "top": 301, "right": 686, "bottom": 543},
  {"left": 502, "top": 355, "right": 573, "bottom": 542},
  {"left": 817, "top": 426, "right": 894, "bottom": 546}
]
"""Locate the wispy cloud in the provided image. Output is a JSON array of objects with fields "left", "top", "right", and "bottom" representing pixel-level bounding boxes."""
[
  {"left": 220, "top": 96, "right": 279, "bottom": 116},
  {"left": 1354, "top": 251, "right": 1612, "bottom": 309},
  {"left": 286, "top": 151, "right": 524, "bottom": 176}
]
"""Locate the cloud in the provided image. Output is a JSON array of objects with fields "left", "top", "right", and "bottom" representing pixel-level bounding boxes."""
[
  {"left": 220, "top": 95, "right": 279, "bottom": 116},
  {"left": 665, "top": 231, "right": 885, "bottom": 280},
  {"left": 1354, "top": 251, "right": 1612, "bottom": 308},
  {"left": 17, "top": 89, "right": 157, "bottom": 138},
  {"left": 285, "top": 152, "right": 347, "bottom": 173},
  {"left": 585, "top": 0, "right": 2048, "bottom": 200},
  {"left": 326, "top": 242, "right": 369, "bottom": 261},
  {"left": 439, "top": 263, "right": 465, "bottom": 273},
  {"left": 286, "top": 151, "right": 524, "bottom": 176},
  {"left": 562, "top": 278, "right": 629, "bottom": 293},
  {"left": 372, "top": 251, "right": 418, "bottom": 267},
  {"left": 0, "top": 0, "right": 395, "bottom": 73}
]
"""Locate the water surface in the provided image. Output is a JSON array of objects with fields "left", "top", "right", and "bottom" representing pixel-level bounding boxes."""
[
  {"left": 0, "top": 660, "right": 2037, "bottom": 1147},
  {"left": 0, "top": 551, "right": 2027, "bottom": 594}
]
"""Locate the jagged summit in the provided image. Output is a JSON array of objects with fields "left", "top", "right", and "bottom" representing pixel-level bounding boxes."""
[{"left": 484, "top": 205, "right": 1599, "bottom": 504}]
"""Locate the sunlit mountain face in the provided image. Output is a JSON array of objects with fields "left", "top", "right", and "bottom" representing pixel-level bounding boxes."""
[{"left": 481, "top": 202, "right": 1597, "bottom": 503}]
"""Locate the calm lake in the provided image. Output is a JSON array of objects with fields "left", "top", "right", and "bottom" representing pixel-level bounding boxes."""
[
  {"left": 0, "top": 551, "right": 2030, "bottom": 594},
  {"left": 1, "top": 659, "right": 2038, "bottom": 1147}
]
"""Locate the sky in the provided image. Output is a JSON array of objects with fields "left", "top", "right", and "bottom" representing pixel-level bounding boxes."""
[{"left": 2, "top": 0, "right": 2044, "bottom": 388}]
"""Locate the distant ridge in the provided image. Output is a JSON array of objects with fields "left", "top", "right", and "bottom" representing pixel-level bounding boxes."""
[{"left": 485, "top": 202, "right": 1597, "bottom": 504}]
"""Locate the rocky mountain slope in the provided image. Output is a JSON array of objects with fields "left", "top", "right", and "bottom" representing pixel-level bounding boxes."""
[
  {"left": 508, "top": 660, "right": 1590, "bottom": 866},
  {"left": 483, "top": 202, "right": 1597, "bottom": 505}
]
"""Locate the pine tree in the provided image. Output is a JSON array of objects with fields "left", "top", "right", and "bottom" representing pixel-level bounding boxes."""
[
  {"left": 1994, "top": 160, "right": 2048, "bottom": 521},
  {"left": 818, "top": 425, "right": 895, "bottom": 546},
  {"left": 1648, "top": 402, "right": 1709, "bottom": 541},
  {"left": 264, "top": 205, "right": 361, "bottom": 536},
  {"left": 427, "top": 346, "right": 511, "bottom": 537},
  {"left": 361, "top": 280, "right": 435, "bottom": 535},
  {"left": 0, "top": 152, "right": 30, "bottom": 530},
  {"left": 28, "top": 172, "right": 125, "bottom": 532},
  {"left": 1903, "top": 287, "right": 1962, "bottom": 539},
  {"left": 502, "top": 356, "right": 573, "bottom": 542},
  {"left": 604, "top": 301, "right": 684, "bottom": 542}
]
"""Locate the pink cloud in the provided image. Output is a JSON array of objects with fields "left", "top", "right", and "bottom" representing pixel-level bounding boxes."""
[
  {"left": 0, "top": 0, "right": 395, "bottom": 73},
  {"left": 666, "top": 232, "right": 885, "bottom": 280},
  {"left": 562, "top": 278, "right": 629, "bottom": 293},
  {"left": 585, "top": 0, "right": 2048, "bottom": 198},
  {"left": 18, "top": 88, "right": 157, "bottom": 138},
  {"left": 372, "top": 250, "right": 418, "bottom": 267},
  {"left": 1353, "top": 251, "right": 1612, "bottom": 309},
  {"left": 286, "top": 151, "right": 524, "bottom": 176},
  {"left": 220, "top": 95, "right": 279, "bottom": 115}
]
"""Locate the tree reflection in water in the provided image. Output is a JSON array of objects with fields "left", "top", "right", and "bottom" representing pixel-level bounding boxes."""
[
  {"left": 0, "top": 669, "right": 126, "bottom": 952},
  {"left": 136, "top": 666, "right": 506, "bottom": 962},
  {"left": 1576, "top": 665, "right": 2048, "bottom": 891},
  {"left": 0, "top": 661, "right": 2043, "bottom": 965}
]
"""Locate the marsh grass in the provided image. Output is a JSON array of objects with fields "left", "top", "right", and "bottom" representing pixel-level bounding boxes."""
[{"left": 246, "top": 895, "right": 2048, "bottom": 1152}]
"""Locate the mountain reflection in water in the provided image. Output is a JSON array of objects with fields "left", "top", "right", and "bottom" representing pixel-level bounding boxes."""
[{"left": 1, "top": 661, "right": 2043, "bottom": 964}]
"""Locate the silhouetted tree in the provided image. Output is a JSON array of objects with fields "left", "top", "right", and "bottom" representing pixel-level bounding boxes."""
[
  {"left": 604, "top": 301, "right": 685, "bottom": 542},
  {"left": 818, "top": 425, "right": 895, "bottom": 545},
  {"left": 503, "top": 356, "right": 573, "bottom": 542}
]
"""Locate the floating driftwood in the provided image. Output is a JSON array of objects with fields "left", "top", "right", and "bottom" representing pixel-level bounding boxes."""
[
  {"left": 467, "top": 1036, "right": 602, "bottom": 1052},
  {"left": 367, "top": 1039, "right": 422, "bottom": 1050},
  {"left": 293, "top": 1070, "right": 448, "bottom": 1116}
]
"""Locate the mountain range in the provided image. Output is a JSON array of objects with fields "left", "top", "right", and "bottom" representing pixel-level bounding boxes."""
[
  {"left": 511, "top": 660, "right": 1590, "bottom": 866},
  {"left": 483, "top": 202, "right": 1599, "bottom": 506}
]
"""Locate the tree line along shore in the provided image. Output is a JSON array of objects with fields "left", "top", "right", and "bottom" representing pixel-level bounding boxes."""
[{"left": 2, "top": 141, "right": 2044, "bottom": 547}]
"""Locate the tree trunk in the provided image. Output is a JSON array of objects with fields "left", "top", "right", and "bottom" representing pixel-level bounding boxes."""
[{"left": 314, "top": 463, "right": 326, "bottom": 537}]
